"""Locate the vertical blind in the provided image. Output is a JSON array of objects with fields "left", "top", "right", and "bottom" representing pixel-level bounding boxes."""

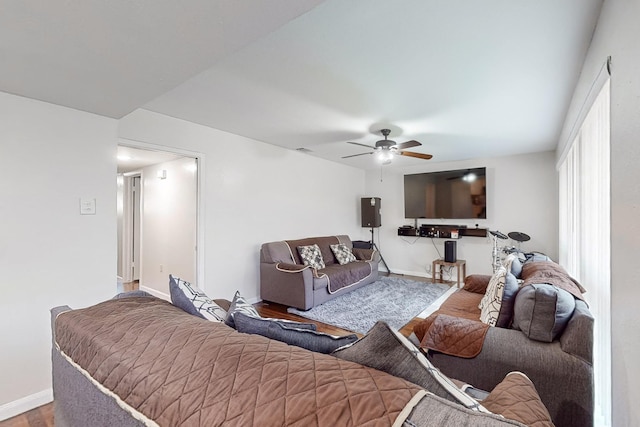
[{"left": 558, "top": 78, "right": 610, "bottom": 426}]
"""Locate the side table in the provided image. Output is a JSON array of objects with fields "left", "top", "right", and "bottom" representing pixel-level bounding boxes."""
[{"left": 432, "top": 258, "right": 467, "bottom": 288}]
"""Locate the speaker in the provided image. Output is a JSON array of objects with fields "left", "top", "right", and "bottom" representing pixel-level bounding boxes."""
[
  {"left": 444, "top": 240, "right": 457, "bottom": 263},
  {"left": 361, "top": 197, "right": 381, "bottom": 228}
]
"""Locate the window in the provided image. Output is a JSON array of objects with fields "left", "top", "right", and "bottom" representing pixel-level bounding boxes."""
[{"left": 558, "top": 78, "right": 610, "bottom": 426}]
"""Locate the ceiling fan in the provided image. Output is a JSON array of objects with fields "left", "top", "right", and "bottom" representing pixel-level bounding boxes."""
[{"left": 342, "top": 129, "right": 433, "bottom": 164}]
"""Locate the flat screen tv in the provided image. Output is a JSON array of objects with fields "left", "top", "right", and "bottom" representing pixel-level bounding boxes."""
[{"left": 404, "top": 167, "right": 486, "bottom": 219}]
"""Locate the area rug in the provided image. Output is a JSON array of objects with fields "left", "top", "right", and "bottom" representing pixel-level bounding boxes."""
[{"left": 287, "top": 276, "right": 451, "bottom": 334}]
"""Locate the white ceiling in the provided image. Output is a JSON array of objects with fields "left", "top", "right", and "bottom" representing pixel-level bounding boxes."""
[{"left": 1, "top": 0, "right": 603, "bottom": 169}]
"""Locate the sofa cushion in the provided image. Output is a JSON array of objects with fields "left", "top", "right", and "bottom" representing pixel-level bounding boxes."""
[
  {"left": 332, "top": 321, "right": 490, "bottom": 413},
  {"left": 464, "top": 274, "right": 493, "bottom": 294},
  {"left": 286, "top": 236, "right": 340, "bottom": 265},
  {"left": 169, "top": 275, "right": 227, "bottom": 322},
  {"left": 479, "top": 267, "right": 507, "bottom": 326},
  {"left": 234, "top": 312, "right": 357, "bottom": 353},
  {"left": 495, "top": 272, "right": 520, "bottom": 328},
  {"left": 512, "top": 284, "right": 576, "bottom": 342},
  {"left": 224, "top": 290, "right": 261, "bottom": 328},
  {"left": 297, "top": 244, "right": 326, "bottom": 269},
  {"left": 481, "top": 372, "right": 554, "bottom": 427},
  {"left": 330, "top": 243, "right": 357, "bottom": 265}
]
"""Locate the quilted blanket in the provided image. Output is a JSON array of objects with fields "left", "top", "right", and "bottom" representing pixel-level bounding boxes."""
[
  {"left": 414, "top": 314, "right": 489, "bottom": 358},
  {"left": 54, "top": 297, "right": 423, "bottom": 426}
]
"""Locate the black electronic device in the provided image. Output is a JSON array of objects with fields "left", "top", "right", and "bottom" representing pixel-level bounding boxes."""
[
  {"left": 444, "top": 240, "right": 457, "bottom": 263},
  {"left": 397, "top": 226, "right": 418, "bottom": 236},
  {"left": 361, "top": 197, "right": 381, "bottom": 228}
]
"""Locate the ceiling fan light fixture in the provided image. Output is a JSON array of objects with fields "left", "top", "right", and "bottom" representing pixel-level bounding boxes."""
[{"left": 376, "top": 150, "right": 393, "bottom": 163}]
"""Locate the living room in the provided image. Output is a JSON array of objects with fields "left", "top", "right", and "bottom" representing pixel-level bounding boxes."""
[{"left": 2, "top": 1, "right": 639, "bottom": 426}]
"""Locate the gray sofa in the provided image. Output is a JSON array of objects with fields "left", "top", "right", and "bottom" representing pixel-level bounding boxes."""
[
  {"left": 414, "top": 259, "right": 594, "bottom": 427},
  {"left": 260, "top": 235, "right": 380, "bottom": 310}
]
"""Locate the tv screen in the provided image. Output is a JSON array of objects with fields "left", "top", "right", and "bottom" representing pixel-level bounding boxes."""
[{"left": 404, "top": 167, "right": 486, "bottom": 219}]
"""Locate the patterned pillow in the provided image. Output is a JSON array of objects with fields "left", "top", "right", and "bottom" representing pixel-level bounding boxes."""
[
  {"left": 479, "top": 267, "right": 507, "bottom": 326},
  {"left": 503, "top": 253, "right": 523, "bottom": 278},
  {"left": 330, "top": 243, "right": 357, "bottom": 265},
  {"left": 225, "top": 290, "right": 261, "bottom": 328},
  {"left": 297, "top": 244, "right": 326, "bottom": 269},
  {"left": 169, "top": 275, "right": 227, "bottom": 322}
]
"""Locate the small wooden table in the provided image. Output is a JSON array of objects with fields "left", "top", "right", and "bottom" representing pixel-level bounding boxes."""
[{"left": 432, "top": 258, "right": 467, "bottom": 288}]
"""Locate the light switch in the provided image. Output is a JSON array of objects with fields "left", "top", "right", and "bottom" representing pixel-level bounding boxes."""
[{"left": 80, "top": 198, "right": 96, "bottom": 215}]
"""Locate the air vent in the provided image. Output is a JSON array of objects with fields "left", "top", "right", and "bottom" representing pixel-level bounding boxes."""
[{"left": 296, "top": 147, "right": 313, "bottom": 153}]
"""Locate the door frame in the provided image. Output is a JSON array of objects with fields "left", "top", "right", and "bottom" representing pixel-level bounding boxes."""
[{"left": 118, "top": 138, "right": 206, "bottom": 289}]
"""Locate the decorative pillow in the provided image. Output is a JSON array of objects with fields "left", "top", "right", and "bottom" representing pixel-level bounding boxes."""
[
  {"left": 512, "top": 284, "right": 576, "bottom": 342},
  {"left": 503, "top": 253, "right": 523, "bottom": 279},
  {"left": 169, "top": 275, "right": 227, "bottom": 322},
  {"left": 330, "top": 243, "right": 357, "bottom": 265},
  {"left": 332, "top": 321, "right": 490, "bottom": 413},
  {"left": 495, "top": 272, "right": 520, "bottom": 328},
  {"left": 224, "top": 290, "right": 260, "bottom": 328},
  {"left": 463, "top": 274, "right": 493, "bottom": 294},
  {"left": 297, "top": 244, "right": 326, "bottom": 269},
  {"left": 479, "top": 267, "right": 507, "bottom": 326},
  {"left": 234, "top": 312, "right": 357, "bottom": 353},
  {"left": 481, "top": 372, "right": 554, "bottom": 427}
]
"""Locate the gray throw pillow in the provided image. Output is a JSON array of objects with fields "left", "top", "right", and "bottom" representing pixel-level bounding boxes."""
[
  {"left": 225, "top": 290, "right": 261, "bottom": 328},
  {"left": 169, "top": 275, "right": 227, "bottom": 322},
  {"left": 332, "top": 321, "right": 489, "bottom": 413},
  {"left": 495, "top": 272, "right": 520, "bottom": 328},
  {"left": 512, "top": 284, "right": 576, "bottom": 342},
  {"left": 229, "top": 311, "right": 317, "bottom": 332},
  {"left": 234, "top": 312, "right": 357, "bottom": 353}
]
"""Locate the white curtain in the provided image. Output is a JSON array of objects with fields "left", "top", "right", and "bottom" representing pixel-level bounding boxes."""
[{"left": 558, "top": 79, "right": 610, "bottom": 426}]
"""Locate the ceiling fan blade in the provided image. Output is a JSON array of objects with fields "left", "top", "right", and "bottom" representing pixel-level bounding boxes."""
[
  {"left": 399, "top": 151, "right": 433, "bottom": 160},
  {"left": 395, "top": 140, "right": 421, "bottom": 150},
  {"left": 347, "top": 141, "right": 376, "bottom": 149},
  {"left": 342, "top": 152, "right": 374, "bottom": 159}
]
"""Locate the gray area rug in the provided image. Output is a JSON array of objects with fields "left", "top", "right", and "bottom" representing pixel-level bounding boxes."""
[{"left": 287, "top": 276, "right": 450, "bottom": 334}]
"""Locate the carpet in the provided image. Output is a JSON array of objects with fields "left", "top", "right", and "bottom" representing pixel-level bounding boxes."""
[{"left": 287, "top": 276, "right": 451, "bottom": 334}]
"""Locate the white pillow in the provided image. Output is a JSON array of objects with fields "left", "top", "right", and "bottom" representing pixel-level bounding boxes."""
[{"left": 479, "top": 267, "right": 507, "bottom": 326}]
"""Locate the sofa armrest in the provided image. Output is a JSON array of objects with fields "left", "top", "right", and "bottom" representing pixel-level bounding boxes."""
[
  {"left": 353, "top": 248, "right": 379, "bottom": 262},
  {"left": 429, "top": 326, "right": 592, "bottom": 427},
  {"left": 275, "top": 262, "right": 310, "bottom": 273},
  {"left": 260, "top": 262, "right": 315, "bottom": 310},
  {"left": 463, "top": 274, "right": 492, "bottom": 294}
]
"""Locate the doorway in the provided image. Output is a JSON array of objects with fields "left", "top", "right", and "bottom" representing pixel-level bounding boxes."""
[{"left": 117, "top": 145, "right": 199, "bottom": 299}]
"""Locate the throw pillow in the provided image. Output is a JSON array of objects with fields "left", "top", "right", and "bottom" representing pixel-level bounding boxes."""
[
  {"left": 224, "top": 290, "right": 260, "bottom": 328},
  {"left": 297, "top": 244, "right": 326, "bottom": 269},
  {"left": 503, "top": 253, "right": 523, "bottom": 279},
  {"left": 330, "top": 243, "right": 357, "bottom": 265},
  {"left": 481, "top": 372, "right": 554, "bottom": 427},
  {"left": 332, "top": 321, "right": 490, "bottom": 413},
  {"left": 234, "top": 312, "right": 358, "bottom": 354},
  {"left": 479, "top": 267, "right": 507, "bottom": 326},
  {"left": 512, "top": 283, "right": 576, "bottom": 342},
  {"left": 495, "top": 271, "right": 520, "bottom": 328},
  {"left": 169, "top": 275, "right": 227, "bottom": 322}
]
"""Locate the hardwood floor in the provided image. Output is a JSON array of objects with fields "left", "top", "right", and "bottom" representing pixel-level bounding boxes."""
[
  {"left": 0, "top": 273, "right": 446, "bottom": 426},
  {"left": 0, "top": 404, "right": 53, "bottom": 427}
]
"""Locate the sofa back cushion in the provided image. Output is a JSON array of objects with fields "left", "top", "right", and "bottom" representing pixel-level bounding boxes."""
[
  {"left": 512, "top": 284, "right": 576, "bottom": 342},
  {"left": 286, "top": 236, "right": 342, "bottom": 266}
]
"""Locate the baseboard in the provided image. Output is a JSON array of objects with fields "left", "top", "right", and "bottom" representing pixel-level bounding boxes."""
[
  {"left": 139, "top": 285, "right": 170, "bottom": 302},
  {"left": 0, "top": 388, "right": 53, "bottom": 421},
  {"left": 386, "top": 268, "right": 432, "bottom": 279}
]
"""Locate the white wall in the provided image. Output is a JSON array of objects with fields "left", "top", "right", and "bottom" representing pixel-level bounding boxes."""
[
  {"left": 557, "top": 1, "right": 640, "bottom": 424},
  {"left": 118, "top": 109, "right": 368, "bottom": 301},
  {"left": 140, "top": 157, "right": 198, "bottom": 296},
  {"left": 0, "top": 92, "right": 117, "bottom": 417},
  {"left": 365, "top": 151, "right": 558, "bottom": 279}
]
